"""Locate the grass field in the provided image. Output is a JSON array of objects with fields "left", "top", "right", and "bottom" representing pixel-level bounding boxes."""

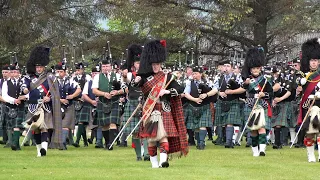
[{"left": 0, "top": 139, "right": 320, "bottom": 180}]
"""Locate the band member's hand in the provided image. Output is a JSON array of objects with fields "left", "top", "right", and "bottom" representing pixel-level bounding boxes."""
[
  {"left": 181, "top": 93, "right": 185, "bottom": 98},
  {"left": 134, "top": 76, "right": 141, "bottom": 83},
  {"left": 258, "top": 92, "right": 265, "bottom": 98},
  {"left": 104, "top": 92, "right": 112, "bottom": 99},
  {"left": 296, "top": 86, "right": 302, "bottom": 93},
  {"left": 110, "top": 90, "right": 118, "bottom": 96},
  {"left": 66, "top": 95, "right": 73, "bottom": 100},
  {"left": 43, "top": 96, "right": 51, "bottom": 103},
  {"left": 14, "top": 99, "right": 21, "bottom": 105},
  {"left": 18, "top": 95, "right": 27, "bottom": 101},
  {"left": 23, "top": 88, "right": 29, "bottom": 94},
  {"left": 194, "top": 98, "right": 203, "bottom": 104},
  {"left": 273, "top": 97, "right": 282, "bottom": 103},
  {"left": 60, "top": 99, "right": 69, "bottom": 105},
  {"left": 159, "top": 89, "right": 170, "bottom": 97},
  {"left": 244, "top": 78, "right": 250, "bottom": 84},
  {"left": 119, "top": 97, "right": 125, "bottom": 102},
  {"left": 225, "top": 89, "right": 233, "bottom": 95},
  {"left": 219, "top": 92, "right": 227, "bottom": 98},
  {"left": 91, "top": 100, "right": 97, "bottom": 107},
  {"left": 199, "top": 93, "right": 208, "bottom": 99}
]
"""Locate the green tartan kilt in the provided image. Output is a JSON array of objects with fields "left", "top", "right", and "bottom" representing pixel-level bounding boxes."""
[
  {"left": 94, "top": 101, "right": 121, "bottom": 127},
  {"left": 214, "top": 99, "right": 242, "bottom": 126},
  {"left": 244, "top": 103, "right": 271, "bottom": 130},
  {"left": 271, "top": 101, "right": 289, "bottom": 127},
  {"left": 287, "top": 101, "right": 299, "bottom": 128},
  {"left": 122, "top": 99, "right": 141, "bottom": 135},
  {"left": 76, "top": 103, "right": 91, "bottom": 125},
  {"left": 183, "top": 103, "right": 194, "bottom": 130},
  {"left": 189, "top": 104, "right": 212, "bottom": 130},
  {"left": 4, "top": 105, "right": 25, "bottom": 130}
]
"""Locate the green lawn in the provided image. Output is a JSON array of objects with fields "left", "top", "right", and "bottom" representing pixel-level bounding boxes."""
[{"left": 0, "top": 139, "right": 319, "bottom": 180}]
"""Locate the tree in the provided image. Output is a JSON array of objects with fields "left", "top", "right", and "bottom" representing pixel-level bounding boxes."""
[{"left": 100, "top": 0, "right": 320, "bottom": 64}]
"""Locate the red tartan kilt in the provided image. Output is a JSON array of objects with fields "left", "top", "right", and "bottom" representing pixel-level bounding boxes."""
[
  {"left": 210, "top": 103, "right": 215, "bottom": 124},
  {"left": 139, "top": 102, "right": 179, "bottom": 138}
]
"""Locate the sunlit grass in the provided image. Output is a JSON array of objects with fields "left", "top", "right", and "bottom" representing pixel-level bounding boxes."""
[{"left": 0, "top": 138, "right": 319, "bottom": 180}]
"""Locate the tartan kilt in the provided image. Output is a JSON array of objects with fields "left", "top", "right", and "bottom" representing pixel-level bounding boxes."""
[
  {"left": 4, "top": 105, "right": 25, "bottom": 130},
  {"left": 271, "top": 101, "right": 289, "bottom": 127},
  {"left": 183, "top": 103, "right": 194, "bottom": 130},
  {"left": 122, "top": 99, "right": 141, "bottom": 135},
  {"left": 140, "top": 102, "right": 179, "bottom": 138},
  {"left": 214, "top": 99, "right": 242, "bottom": 126},
  {"left": 191, "top": 104, "right": 213, "bottom": 130},
  {"left": 94, "top": 100, "right": 121, "bottom": 127},
  {"left": 244, "top": 103, "right": 271, "bottom": 130},
  {"left": 26, "top": 106, "right": 54, "bottom": 130},
  {"left": 287, "top": 101, "right": 299, "bottom": 128},
  {"left": 76, "top": 103, "right": 91, "bottom": 125},
  {"left": 62, "top": 104, "right": 76, "bottom": 130}
]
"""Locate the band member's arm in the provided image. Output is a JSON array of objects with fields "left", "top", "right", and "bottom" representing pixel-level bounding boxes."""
[
  {"left": 1, "top": 81, "right": 20, "bottom": 105},
  {"left": 91, "top": 75, "right": 111, "bottom": 99},
  {"left": 183, "top": 80, "right": 202, "bottom": 104},
  {"left": 0, "top": 96, "right": 5, "bottom": 103},
  {"left": 274, "top": 91, "right": 291, "bottom": 104},
  {"left": 82, "top": 82, "right": 97, "bottom": 106},
  {"left": 225, "top": 87, "right": 246, "bottom": 95},
  {"left": 273, "top": 82, "right": 281, "bottom": 92},
  {"left": 66, "top": 81, "right": 81, "bottom": 100},
  {"left": 67, "top": 87, "right": 81, "bottom": 100}
]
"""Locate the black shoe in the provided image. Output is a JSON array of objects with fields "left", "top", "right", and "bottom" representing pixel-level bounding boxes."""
[
  {"left": 208, "top": 138, "right": 213, "bottom": 141},
  {"left": 245, "top": 143, "right": 251, "bottom": 148},
  {"left": 11, "top": 145, "right": 18, "bottom": 151},
  {"left": 84, "top": 143, "right": 89, "bottom": 147},
  {"left": 273, "top": 145, "right": 282, "bottom": 149},
  {"left": 106, "top": 144, "right": 113, "bottom": 150},
  {"left": 119, "top": 142, "right": 128, "bottom": 147},
  {"left": 137, "top": 157, "right": 142, "bottom": 161},
  {"left": 72, "top": 143, "right": 80, "bottom": 148},
  {"left": 161, "top": 161, "right": 169, "bottom": 168},
  {"left": 224, "top": 143, "right": 234, "bottom": 149},
  {"left": 23, "top": 143, "right": 30, "bottom": 147},
  {"left": 295, "top": 143, "right": 303, "bottom": 148},
  {"left": 235, "top": 142, "right": 241, "bottom": 146},
  {"left": 198, "top": 144, "right": 205, "bottom": 150},
  {"left": 40, "top": 148, "right": 47, "bottom": 156},
  {"left": 144, "top": 156, "right": 150, "bottom": 161},
  {"left": 0, "top": 140, "right": 5, "bottom": 145},
  {"left": 87, "top": 139, "right": 93, "bottom": 144},
  {"left": 95, "top": 144, "right": 103, "bottom": 148},
  {"left": 259, "top": 152, "right": 265, "bottom": 156}
]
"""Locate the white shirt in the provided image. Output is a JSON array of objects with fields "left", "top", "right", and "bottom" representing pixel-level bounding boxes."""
[
  {"left": 92, "top": 72, "right": 122, "bottom": 89},
  {"left": 1, "top": 79, "right": 28, "bottom": 104},
  {"left": 82, "top": 81, "right": 89, "bottom": 95}
]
